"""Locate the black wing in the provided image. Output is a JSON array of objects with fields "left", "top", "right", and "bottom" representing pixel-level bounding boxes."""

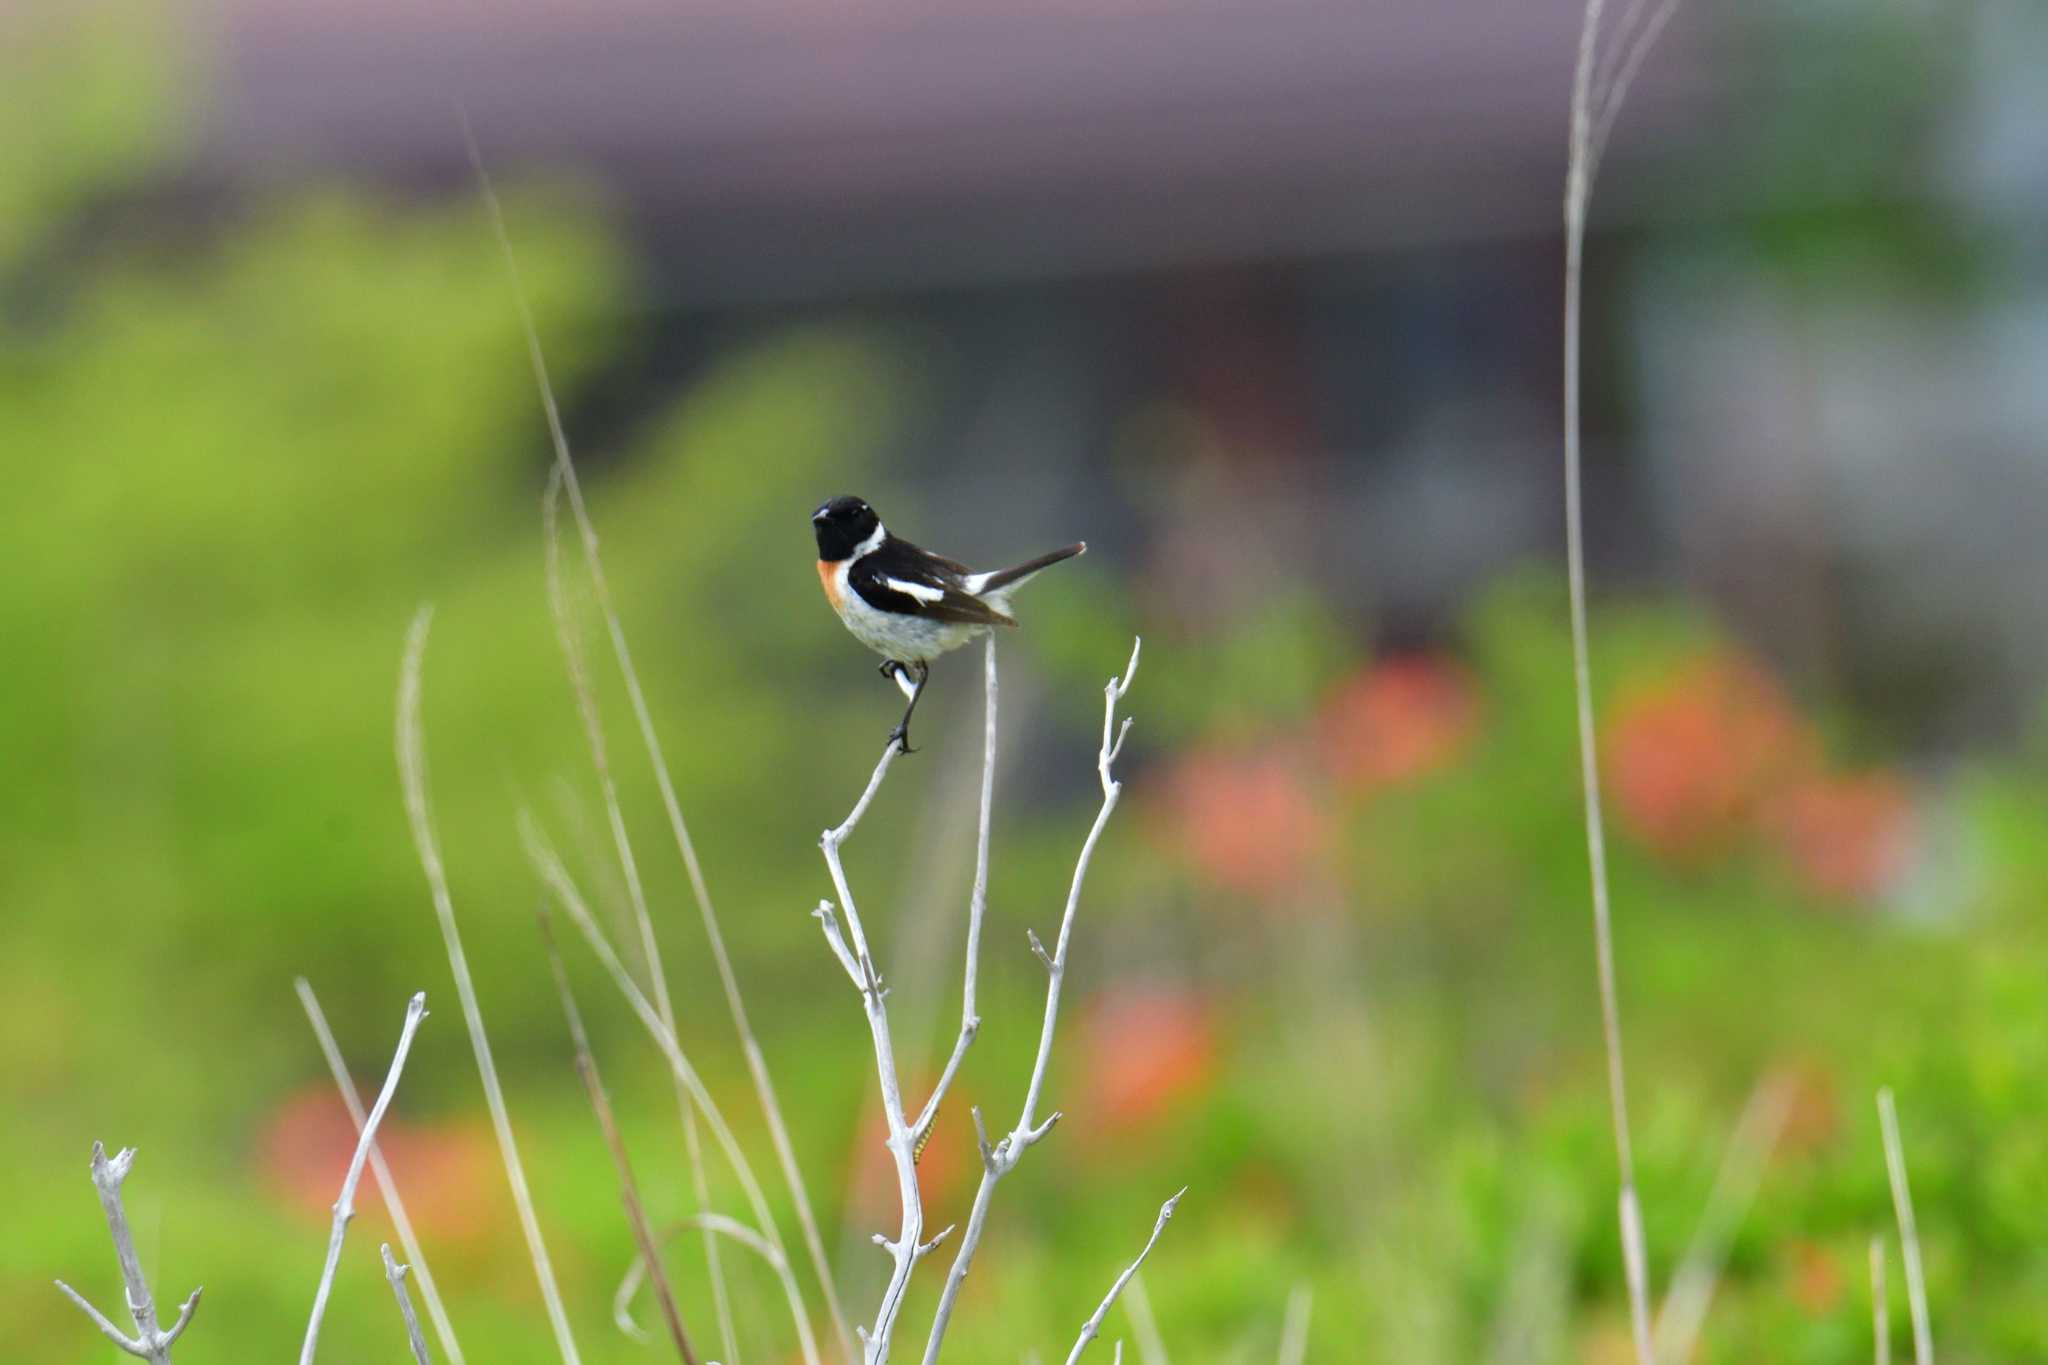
[{"left": 849, "top": 539, "right": 1016, "bottom": 627}]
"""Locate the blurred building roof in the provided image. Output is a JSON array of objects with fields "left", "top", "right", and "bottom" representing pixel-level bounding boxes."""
[{"left": 208, "top": 0, "right": 1705, "bottom": 300}]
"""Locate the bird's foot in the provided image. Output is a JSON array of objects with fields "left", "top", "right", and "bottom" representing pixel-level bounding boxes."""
[{"left": 887, "top": 722, "right": 918, "bottom": 755}]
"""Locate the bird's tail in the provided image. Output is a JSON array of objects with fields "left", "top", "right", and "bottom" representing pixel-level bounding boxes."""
[{"left": 970, "top": 542, "right": 1086, "bottom": 597}]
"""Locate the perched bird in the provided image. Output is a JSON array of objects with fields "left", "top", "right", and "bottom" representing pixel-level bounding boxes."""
[{"left": 812, "top": 494, "right": 1085, "bottom": 750}]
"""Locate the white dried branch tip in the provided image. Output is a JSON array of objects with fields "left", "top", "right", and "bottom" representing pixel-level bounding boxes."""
[
  {"left": 384, "top": 1245, "right": 434, "bottom": 1365},
  {"left": 296, "top": 978, "right": 466, "bottom": 1365},
  {"left": 1877, "top": 1089, "right": 1933, "bottom": 1365},
  {"left": 294, "top": 982, "right": 466, "bottom": 1365},
  {"left": 55, "top": 1144, "right": 203, "bottom": 1363},
  {"left": 300, "top": 992, "right": 430, "bottom": 1365},
  {"left": 814, "top": 901, "right": 865, "bottom": 987},
  {"left": 1064, "top": 1189, "right": 1186, "bottom": 1365}
]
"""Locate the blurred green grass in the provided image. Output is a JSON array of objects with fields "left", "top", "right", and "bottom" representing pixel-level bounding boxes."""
[{"left": 10, "top": 12, "right": 2048, "bottom": 1365}]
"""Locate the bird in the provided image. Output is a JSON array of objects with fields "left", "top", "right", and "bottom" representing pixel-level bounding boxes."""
[{"left": 812, "top": 494, "right": 1085, "bottom": 751}]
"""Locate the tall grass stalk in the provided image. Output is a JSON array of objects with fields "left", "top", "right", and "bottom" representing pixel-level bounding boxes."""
[
  {"left": 398, "top": 609, "right": 582, "bottom": 1364},
  {"left": 459, "top": 107, "right": 850, "bottom": 1362},
  {"left": 1562, "top": 0, "right": 1686, "bottom": 1354}
]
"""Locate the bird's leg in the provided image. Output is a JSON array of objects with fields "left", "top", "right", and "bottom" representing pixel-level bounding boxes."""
[{"left": 887, "top": 660, "right": 930, "bottom": 753}]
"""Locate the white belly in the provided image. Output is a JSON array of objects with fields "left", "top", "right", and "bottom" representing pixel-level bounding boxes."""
[{"left": 827, "top": 561, "right": 982, "bottom": 663}]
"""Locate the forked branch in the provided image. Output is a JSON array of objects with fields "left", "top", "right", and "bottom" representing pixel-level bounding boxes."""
[
  {"left": 813, "top": 635, "right": 1001, "bottom": 1362},
  {"left": 300, "top": 991, "right": 430, "bottom": 1365},
  {"left": 54, "top": 1144, "right": 202, "bottom": 1363},
  {"left": 384, "top": 1245, "right": 434, "bottom": 1365},
  {"left": 919, "top": 638, "right": 1144, "bottom": 1365}
]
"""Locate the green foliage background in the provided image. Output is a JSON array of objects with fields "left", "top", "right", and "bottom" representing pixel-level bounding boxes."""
[{"left": 7, "top": 9, "right": 2048, "bottom": 1364}]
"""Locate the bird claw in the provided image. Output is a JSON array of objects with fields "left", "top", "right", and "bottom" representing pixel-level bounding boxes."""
[{"left": 888, "top": 722, "right": 918, "bottom": 755}]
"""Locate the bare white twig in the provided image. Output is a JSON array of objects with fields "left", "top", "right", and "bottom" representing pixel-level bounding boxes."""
[
  {"left": 300, "top": 991, "right": 429, "bottom": 1365},
  {"left": 1276, "top": 1285, "right": 1312, "bottom": 1365},
  {"left": 1652, "top": 1075, "right": 1796, "bottom": 1363},
  {"left": 545, "top": 473, "right": 737, "bottom": 1363},
  {"left": 1871, "top": 1237, "right": 1890, "bottom": 1365},
  {"left": 1563, "top": 0, "right": 1684, "bottom": 1352},
  {"left": 384, "top": 1245, "right": 433, "bottom": 1365},
  {"left": 399, "top": 607, "right": 581, "bottom": 1364},
  {"left": 524, "top": 815, "right": 823, "bottom": 1365},
  {"left": 922, "top": 640, "right": 1144, "bottom": 1365},
  {"left": 53, "top": 1145, "right": 202, "bottom": 1363},
  {"left": 296, "top": 979, "right": 465, "bottom": 1365},
  {"left": 1877, "top": 1089, "right": 1933, "bottom": 1365},
  {"left": 459, "top": 107, "right": 848, "bottom": 1363},
  {"left": 1065, "top": 1190, "right": 1186, "bottom": 1365}
]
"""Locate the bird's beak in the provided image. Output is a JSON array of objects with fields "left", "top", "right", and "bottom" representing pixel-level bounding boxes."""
[{"left": 812, "top": 511, "right": 829, "bottom": 525}]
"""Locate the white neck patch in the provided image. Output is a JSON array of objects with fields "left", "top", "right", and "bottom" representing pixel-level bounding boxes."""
[{"left": 853, "top": 522, "right": 887, "bottom": 558}]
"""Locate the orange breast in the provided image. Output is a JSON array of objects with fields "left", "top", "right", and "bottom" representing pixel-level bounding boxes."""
[{"left": 817, "top": 560, "right": 844, "bottom": 610}]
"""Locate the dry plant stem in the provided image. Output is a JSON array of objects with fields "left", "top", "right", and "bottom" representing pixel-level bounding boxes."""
[
  {"left": 53, "top": 1144, "right": 202, "bottom": 1363},
  {"left": 540, "top": 909, "right": 699, "bottom": 1365},
  {"left": 1064, "top": 1190, "right": 1185, "bottom": 1365},
  {"left": 1652, "top": 1076, "right": 1795, "bottom": 1363},
  {"left": 399, "top": 608, "right": 582, "bottom": 1364},
  {"left": 300, "top": 991, "right": 429, "bottom": 1365},
  {"left": 459, "top": 110, "right": 848, "bottom": 1363},
  {"left": 1871, "top": 1238, "right": 1890, "bottom": 1365},
  {"left": 296, "top": 979, "right": 466, "bottom": 1365},
  {"left": 524, "top": 817, "right": 824, "bottom": 1365},
  {"left": 1564, "top": 0, "right": 1671, "bottom": 1355},
  {"left": 921, "top": 641, "right": 1142, "bottom": 1365},
  {"left": 545, "top": 476, "right": 738, "bottom": 1364},
  {"left": 1877, "top": 1089, "right": 1933, "bottom": 1365},
  {"left": 618, "top": 1215, "right": 794, "bottom": 1342},
  {"left": 1121, "top": 1273, "right": 1170, "bottom": 1365},
  {"left": 1276, "top": 1286, "right": 1312, "bottom": 1365},
  {"left": 384, "top": 1245, "right": 434, "bottom": 1365}
]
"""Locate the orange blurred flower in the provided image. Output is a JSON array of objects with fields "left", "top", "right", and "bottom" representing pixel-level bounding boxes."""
[
  {"left": 1319, "top": 655, "right": 1481, "bottom": 791},
  {"left": 1081, "top": 985, "right": 1218, "bottom": 1134},
  {"left": 1606, "top": 654, "right": 1817, "bottom": 865},
  {"left": 1785, "top": 1240, "right": 1845, "bottom": 1316},
  {"left": 258, "top": 1085, "right": 499, "bottom": 1242},
  {"left": 1768, "top": 773, "right": 1915, "bottom": 902},
  {"left": 1153, "top": 744, "right": 1330, "bottom": 898}
]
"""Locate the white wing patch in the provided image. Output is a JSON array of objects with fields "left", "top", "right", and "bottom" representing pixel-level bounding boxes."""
[{"left": 885, "top": 576, "right": 947, "bottom": 605}]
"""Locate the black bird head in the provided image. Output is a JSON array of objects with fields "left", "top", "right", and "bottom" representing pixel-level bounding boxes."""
[{"left": 812, "top": 495, "right": 881, "bottom": 562}]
